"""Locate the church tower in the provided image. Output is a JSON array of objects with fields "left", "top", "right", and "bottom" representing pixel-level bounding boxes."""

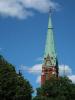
[{"left": 41, "top": 13, "right": 58, "bottom": 85}]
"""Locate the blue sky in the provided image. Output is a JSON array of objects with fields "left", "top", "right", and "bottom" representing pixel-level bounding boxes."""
[{"left": 0, "top": 0, "right": 75, "bottom": 89}]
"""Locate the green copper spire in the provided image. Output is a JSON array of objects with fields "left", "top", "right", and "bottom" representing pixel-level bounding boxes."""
[{"left": 44, "top": 14, "right": 56, "bottom": 67}]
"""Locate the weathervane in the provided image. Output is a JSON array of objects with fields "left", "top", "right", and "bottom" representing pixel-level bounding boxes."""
[{"left": 49, "top": 7, "right": 53, "bottom": 15}]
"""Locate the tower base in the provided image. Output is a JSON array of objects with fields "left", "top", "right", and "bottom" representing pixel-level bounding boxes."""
[{"left": 41, "top": 65, "right": 57, "bottom": 85}]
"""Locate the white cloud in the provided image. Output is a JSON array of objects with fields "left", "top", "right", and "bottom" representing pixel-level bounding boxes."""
[
  {"left": 68, "top": 75, "right": 75, "bottom": 83},
  {"left": 19, "top": 0, "right": 59, "bottom": 13},
  {"left": 0, "top": 0, "right": 33, "bottom": 19},
  {"left": 20, "top": 64, "right": 42, "bottom": 74},
  {"left": 28, "top": 64, "right": 42, "bottom": 74},
  {"left": 59, "top": 65, "right": 72, "bottom": 76},
  {"left": 36, "top": 75, "right": 41, "bottom": 84},
  {"left": 0, "top": 0, "right": 59, "bottom": 19}
]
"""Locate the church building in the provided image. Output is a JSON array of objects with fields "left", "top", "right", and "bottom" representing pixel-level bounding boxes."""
[{"left": 41, "top": 13, "right": 59, "bottom": 85}]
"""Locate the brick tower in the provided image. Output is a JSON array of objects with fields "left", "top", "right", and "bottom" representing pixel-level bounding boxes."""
[{"left": 41, "top": 14, "right": 58, "bottom": 85}]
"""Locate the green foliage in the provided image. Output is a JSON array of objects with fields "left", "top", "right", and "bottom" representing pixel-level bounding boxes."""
[
  {"left": 0, "top": 55, "right": 33, "bottom": 100},
  {"left": 34, "top": 77, "right": 75, "bottom": 100},
  {"left": 33, "top": 96, "right": 49, "bottom": 100}
]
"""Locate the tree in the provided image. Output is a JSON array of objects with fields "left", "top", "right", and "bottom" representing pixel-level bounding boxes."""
[
  {"left": 34, "top": 77, "right": 75, "bottom": 100},
  {"left": 0, "top": 55, "right": 33, "bottom": 100}
]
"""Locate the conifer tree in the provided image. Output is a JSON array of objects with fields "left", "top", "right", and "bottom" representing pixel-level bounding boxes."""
[{"left": 0, "top": 55, "right": 33, "bottom": 100}]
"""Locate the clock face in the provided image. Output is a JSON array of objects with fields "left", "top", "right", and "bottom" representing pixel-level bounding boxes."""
[
  {"left": 52, "top": 71, "right": 56, "bottom": 75},
  {"left": 46, "top": 60, "right": 51, "bottom": 67}
]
